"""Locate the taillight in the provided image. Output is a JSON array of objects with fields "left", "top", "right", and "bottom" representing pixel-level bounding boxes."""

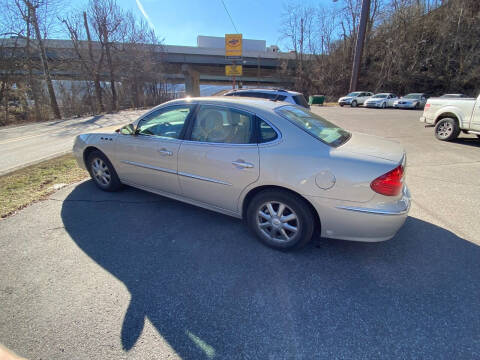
[
  {"left": 425, "top": 103, "right": 430, "bottom": 109},
  {"left": 370, "top": 165, "right": 404, "bottom": 196}
]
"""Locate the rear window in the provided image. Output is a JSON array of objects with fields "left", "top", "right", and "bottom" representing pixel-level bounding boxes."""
[
  {"left": 293, "top": 95, "right": 309, "bottom": 108},
  {"left": 276, "top": 105, "right": 351, "bottom": 147},
  {"left": 258, "top": 120, "right": 278, "bottom": 143}
]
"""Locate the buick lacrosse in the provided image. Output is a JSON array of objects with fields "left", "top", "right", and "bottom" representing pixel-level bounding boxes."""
[{"left": 73, "top": 97, "right": 410, "bottom": 250}]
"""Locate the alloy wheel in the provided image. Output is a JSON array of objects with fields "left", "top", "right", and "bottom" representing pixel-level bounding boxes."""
[
  {"left": 91, "top": 158, "right": 111, "bottom": 186},
  {"left": 257, "top": 201, "right": 299, "bottom": 243},
  {"left": 436, "top": 122, "right": 453, "bottom": 139}
]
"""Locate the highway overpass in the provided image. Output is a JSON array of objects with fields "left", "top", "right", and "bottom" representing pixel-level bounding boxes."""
[{"left": 1, "top": 37, "right": 297, "bottom": 96}]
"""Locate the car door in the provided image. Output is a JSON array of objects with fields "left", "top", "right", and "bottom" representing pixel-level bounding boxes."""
[
  {"left": 388, "top": 94, "right": 397, "bottom": 107},
  {"left": 359, "top": 92, "right": 370, "bottom": 104},
  {"left": 114, "top": 104, "right": 194, "bottom": 194},
  {"left": 177, "top": 104, "right": 260, "bottom": 213},
  {"left": 469, "top": 96, "right": 480, "bottom": 131}
]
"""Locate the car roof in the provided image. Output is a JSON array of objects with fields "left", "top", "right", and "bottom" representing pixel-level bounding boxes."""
[
  {"left": 374, "top": 93, "right": 393, "bottom": 95},
  {"left": 158, "top": 96, "right": 288, "bottom": 111},
  {"left": 226, "top": 88, "right": 301, "bottom": 95}
]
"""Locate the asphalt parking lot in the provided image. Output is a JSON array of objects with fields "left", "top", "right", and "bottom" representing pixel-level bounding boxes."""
[{"left": 1, "top": 106, "right": 479, "bottom": 359}]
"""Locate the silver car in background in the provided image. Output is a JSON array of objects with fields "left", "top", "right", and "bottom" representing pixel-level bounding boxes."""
[
  {"left": 364, "top": 93, "right": 399, "bottom": 108},
  {"left": 73, "top": 97, "right": 410, "bottom": 250},
  {"left": 394, "top": 93, "right": 428, "bottom": 109},
  {"left": 338, "top": 91, "right": 374, "bottom": 107}
]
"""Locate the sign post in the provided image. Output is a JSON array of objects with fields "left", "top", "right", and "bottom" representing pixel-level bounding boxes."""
[{"left": 225, "top": 34, "right": 242, "bottom": 90}]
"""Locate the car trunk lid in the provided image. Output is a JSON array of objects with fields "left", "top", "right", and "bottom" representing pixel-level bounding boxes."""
[{"left": 333, "top": 132, "right": 405, "bottom": 164}]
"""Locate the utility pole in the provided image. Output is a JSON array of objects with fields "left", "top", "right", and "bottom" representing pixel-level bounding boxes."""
[{"left": 349, "top": 0, "right": 371, "bottom": 92}]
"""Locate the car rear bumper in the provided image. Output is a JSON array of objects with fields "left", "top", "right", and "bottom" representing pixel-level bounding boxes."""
[{"left": 307, "top": 185, "right": 411, "bottom": 242}]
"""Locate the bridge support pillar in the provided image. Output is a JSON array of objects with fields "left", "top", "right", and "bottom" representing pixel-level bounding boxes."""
[{"left": 182, "top": 64, "right": 200, "bottom": 97}]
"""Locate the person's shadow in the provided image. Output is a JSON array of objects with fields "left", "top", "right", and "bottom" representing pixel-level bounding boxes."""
[{"left": 61, "top": 181, "right": 480, "bottom": 359}]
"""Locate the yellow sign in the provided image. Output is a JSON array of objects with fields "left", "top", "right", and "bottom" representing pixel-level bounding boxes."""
[
  {"left": 225, "top": 65, "right": 243, "bottom": 77},
  {"left": 225, "top": 34, "right": 242, "bottom": 58}
]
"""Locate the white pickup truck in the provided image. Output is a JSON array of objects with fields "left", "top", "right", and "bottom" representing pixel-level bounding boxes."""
[{"left": 420, "top": 94, "right": 480, "bottom": 141}]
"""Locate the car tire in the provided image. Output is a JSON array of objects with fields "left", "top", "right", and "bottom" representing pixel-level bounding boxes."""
[
  {"left": 415, "top": 102, "right": 420, "bottom": 110},
  {"left": 434, "top": 118, "right": 460, "bottom": 141},
  {"left": 339, "top": 104, "right": 344, "bottom": 107},
  {"left": 351, "top": 100, "right": 357, "bottom": 107},
  {"left": 381, "top": 102, "right": 386, "bottom": 109},
  {"left": 247, "top": 190, "right": 315, "bottom": 251},
  {"left": 87, "top": 150, "right": 123, "bottom": 192}
]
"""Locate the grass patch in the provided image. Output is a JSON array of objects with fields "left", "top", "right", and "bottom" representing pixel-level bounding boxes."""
[{"left": 0, "top": 154, "right": 88, "bottom": 218}]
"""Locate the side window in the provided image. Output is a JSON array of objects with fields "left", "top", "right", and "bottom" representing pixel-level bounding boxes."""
[
  {"left": 137, "top": 106, "right": 192, "bottom": 138},
  {"left": 259, "top": 119, "right": 278, "bottom": 143},
  {"left": 190, "top": 106, "right": 255, "bottom": 144}
]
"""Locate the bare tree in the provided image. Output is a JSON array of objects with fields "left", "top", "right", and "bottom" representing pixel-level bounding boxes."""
[
  {"left": 62, "top": 10, "right": 105, "bottom": 113},
  {"left": 89, "top": 0, "right": 122, "bottom": 112},
  {"left": 15, "top": 0, "right": 61, "bottom": 119}
]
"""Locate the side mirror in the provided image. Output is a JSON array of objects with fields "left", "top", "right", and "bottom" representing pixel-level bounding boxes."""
[{"left": 117, "top": 123, "right": 136, "bottom": 135}]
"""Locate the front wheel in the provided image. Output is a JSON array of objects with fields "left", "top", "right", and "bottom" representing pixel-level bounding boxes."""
[
  {"left": 351, "top": 100, "right": 357, "bottom": 107},
  {"left": 247, "top": 190, "right": 315, "bottom": 250},
  {"left": 339, "top": 104, "right": 344, "bottom": 107},
  {"left": 434, "top": 118, "right": 460, "bottom": 141},
  {"left": 381, "top": 102, "right": 386, "bottom": 109},
  {"left": 87, "top": 150, "right": 123, "bottom": 191}
]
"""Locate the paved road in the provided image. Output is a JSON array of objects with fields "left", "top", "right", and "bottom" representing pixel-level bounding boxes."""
[
  {"left": 0, "top": 109, "right": 149, "bottom": 175},
  {"left": 1, "top": 107, "right": 479, "bottom": 359}
]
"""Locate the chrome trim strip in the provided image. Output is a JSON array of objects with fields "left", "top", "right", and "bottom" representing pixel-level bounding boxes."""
[
  {"left": 178, "top": 171, "right": 232, "bottom": 186},
  {"left": 121, "top": 160, "right": 176, "bottom": 175},
  {"left": 336, "top": 205, "right": 409, "bottom": 216}
]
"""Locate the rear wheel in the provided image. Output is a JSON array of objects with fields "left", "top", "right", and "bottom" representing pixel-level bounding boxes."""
[
  {"left": 351, "top": 100, "right": 358, "bottom": 107},
  {"left": 87, "top": 150, "right": 122, "bottom": 191},
  {"left": 434, "top": 118, "right": 460, "bottom": 141},
  {"left": 247, "top": 190, "right": 315, "bottom": 250}
]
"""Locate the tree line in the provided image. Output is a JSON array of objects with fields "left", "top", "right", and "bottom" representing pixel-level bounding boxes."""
[
  {"left": 280, "top": 0, "right": 480, "bottom": 100},
  {"left": 0, "top": 0, "right": 173, "bottom": 125}
]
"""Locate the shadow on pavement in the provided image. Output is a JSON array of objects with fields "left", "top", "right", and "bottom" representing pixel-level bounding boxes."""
[
  {"left": 452, "top": 137, "right": 480, "bottom": 148},
  {"left": 61, "top": 181, "right": 480, "bottom": 359}
]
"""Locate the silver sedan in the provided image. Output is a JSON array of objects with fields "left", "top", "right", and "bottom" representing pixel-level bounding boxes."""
[{"left": 73, "top": 97, "right": 410, "bottom": 250}]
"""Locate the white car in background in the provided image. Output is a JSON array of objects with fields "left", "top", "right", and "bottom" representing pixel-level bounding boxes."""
[
  {"left": 338, "top": 92, "right": 374, "bottom": 107},
  {"left": 393, "top": 93, "right": 428, "bottom": 109},
  {"left": 420, "top": 93, "right": 480, "bottom": 141},
  {"left": 364, "top": 93, "right": 399, "bottom": 108}
]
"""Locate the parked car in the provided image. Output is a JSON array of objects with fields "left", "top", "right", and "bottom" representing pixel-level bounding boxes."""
[
  {"left": 439, "top": 94, "right": 468, "bottom": 98},
  {"left": 420, "top": 94, "right": 480, "bottom": 141},
  {"left": 364, "top": 93, "right": 399, "bottom": 108},
  {"left": 338, "top": 91, "right": 374, "bottom": 107},
  {"left": 224, "top": 88, "right": 310, "bottom": 109},
  {"left": 393, "top": 93, "right": 428, "bottom": 109},
  {"left": 73, "top": 97, "right": 410, "bottom": 250}
]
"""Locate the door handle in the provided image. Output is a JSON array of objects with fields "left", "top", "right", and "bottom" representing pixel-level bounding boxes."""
[
  {"left": 158, "top": 148, "right": 173, "bottom": 156},
  {"left": 232, "top": 160, "right": 254, "bottom": 169}
]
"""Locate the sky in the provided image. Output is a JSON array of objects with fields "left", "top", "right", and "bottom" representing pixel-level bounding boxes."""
[{"left": 116, "top": 0, "right": 333, "bottom": 50}]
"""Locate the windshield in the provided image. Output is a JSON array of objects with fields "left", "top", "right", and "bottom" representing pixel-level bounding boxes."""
[
  {"left": 373, "top": 94, "right": 387, "bottom": 98},
  {"left": 404, "top": 94, "right": 421, "bottom": 99},
  {"left": 346, "top": 92, "right": 361, "bottom": 97},
  {"left": 276, "top": 105, "right": 351, "bottom": 147}
]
